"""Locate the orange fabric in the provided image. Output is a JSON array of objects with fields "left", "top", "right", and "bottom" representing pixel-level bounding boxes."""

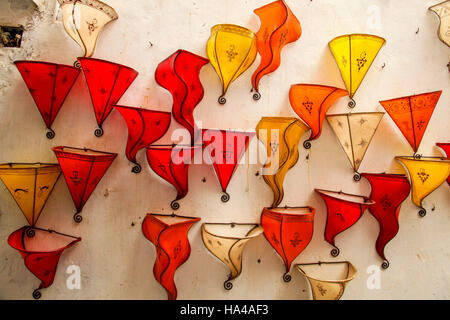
[{"left": 379, "top": 91, "right": 442, "bottom": 153}]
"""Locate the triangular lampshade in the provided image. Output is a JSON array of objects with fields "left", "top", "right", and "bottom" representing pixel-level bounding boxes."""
[{"left": 52, "top": 146, "right": 117, "bottom": 222}]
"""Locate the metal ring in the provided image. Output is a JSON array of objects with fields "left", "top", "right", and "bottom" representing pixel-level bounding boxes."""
[
  {"left": 224, "top": 280, "right": 233, "bottom": 290},
  {"left": 32, "top": 289, "right": 41, "bottom": 299},
  {"left": 382, "top": 260, "right": 390, "bottom": 269},
  {"left": 221, "top": 192, "right": 230, "bottom": 203},
  {"left": 73, "top": 213, "right": 83, "bottom": 223},
  {"left": 171, "top": 200, "right": 180, "bottom": 210},
  {"left": 348, "top": 99, "right": 356, "bottom": 108},
  {"left": 283, "top": 272, "right": 292, "bottom": 282},
  {"left": 46, "top": 129, "right": 55, "bottom": 139},
  {"left": 353, "top": 172, "right": 361, "bottom": 181},
  {"left": 218, "top": 95, "right": 226, "bottom": 104},
  {"left": 331, "top": 248, "right": 340, "bottom": 257},
  {"left": 252, "top": 92, "right": 261, "bottom": 101},
  {"left": 26, "top": 228, "right": 35, "bottom": 238},
  {"left": 418, "top": 208, "right": 426, "bottom": 217},
  {"left": 132, "top": 164, "right": 141, "bottom": 174},
  {"left": 73, "top": 60, "right": 81, "bottom": 69},
  {"left": 94, "top": 127, "right": 104, "bottom": 137},
  {"left": 303, "top": 140, "right": 311, "bottom": 149}
]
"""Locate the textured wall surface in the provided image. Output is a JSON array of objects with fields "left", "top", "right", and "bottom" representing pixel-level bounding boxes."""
[{"left": 0, "top": 0, "right": 449, "bottom": 300}]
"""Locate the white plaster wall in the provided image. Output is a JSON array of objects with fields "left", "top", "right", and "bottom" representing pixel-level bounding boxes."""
[{"left": 0, "top": 0, "right": 449, "bottom": 300}]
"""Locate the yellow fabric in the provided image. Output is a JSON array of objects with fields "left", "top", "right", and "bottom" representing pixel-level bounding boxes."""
[
  {"left": 58, "top": 0, "right": 118, "bottom": 57},
  {"left": 207, "top": 24, "right": 257, "bottom": 97},
  {"left": 0, "top": 164, "right": 61, "bottom": 225},
  {"left": 256, "top": 117, "right": 309, "bottom": 207},
  {"left": 295, "top": 261, "right": 358, "bottom": 300},
  {"left": 201, "top": 223, "right": 263, "bottom": 281},
  {"left": 328, "top": 34, "right": 385, "bottom": 98},
  {"left": 396, "top": 156, "right": 450, "bottom": 208},
  {"left": 429, "top": 1, "right": 450, "bottom": 47},
  {"left": 326, "top": 112, "right": 384, "bottom": 172}
]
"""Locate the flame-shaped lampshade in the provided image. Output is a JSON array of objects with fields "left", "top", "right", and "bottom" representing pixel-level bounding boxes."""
[
  {"left": 155, "top": 50, "right": 209, "bottom": 145},
  {"left": 328, "top": 34, "right": 385, "bottom": 108},
  {"left": 52, "top": 146, "right": 117, "bottom": 223},
  {"left": 142, "top": 213, "right": 200, "bottom": 300},
  {"left": 251, "top": 0, "right": 302, "bottom": 100},
  {"left": 206, "top": 24, "right": 257, "bottom": 104},
  {"left": 361, "top": 173, "right": 410, "bottom": 269},
  {"left": 0, "top": 163, "right": 61, "bottom": 226},
  {"left": 315, "top": 189, "right": 375, "bottom": 257},
  {"left": 114, "top": 105, "right": 171, "bottom": 174},
  {"left": 201, "top": 223, "right": 264, "bottom": 290},
  {"left": 14, "top": 60, "right": 80, "bottom": 139},
  {"left": 78, "top": 57, "right": 138, "bottom": 137},
  {"left": 8, "top": 226, "right": 81, "bottom": 299},
  {"left": 429, "top": 1, "right": 450, "bottom": 47},
  {"left": 289, "top": 84, "right": 347, "bottom": 149},
  {"left": 261, "top": 206, "right": 314, "bottom": 282}
]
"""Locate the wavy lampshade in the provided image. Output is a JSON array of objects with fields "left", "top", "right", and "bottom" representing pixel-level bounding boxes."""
[
  {"left": 326, "top": 112, "right": 384, "bottom": 181},
  {"left": 202, "top": 129, "right": 255, "bottom": 202},
  {"left": 78, "top": 57, "right": 138, "bottom": 137},
  {"left": 251, "top": 0, "right": 301, "bottom": 100},
  {"left": 58, "top": 0, "right": 118, "bottom": 59},
  {"left": 142, "top": 213, "right": 200, "bottom": 300},
  {"left": 261, "top": 206, "right": 314, "bottom": 282},
  {"left": 207, "top": 24, "right": 257, "bottom": 104},
  {"left": 146, "top": 145, "right": 198, "bottom": 210},
  {"left": 436, "top": 143, "right": 450, "bottom": 185},
  {"left": 315, "top": 189, "right": 375, "bottom": 257},
  {"left": 14, "top": 60, "right": 80, "bottom": 139},
  {"left": 114, "top": 105, "right": 171, "bottom": 173},
  {"left": 52, "top": 146, "right": 117, "bottom": 223},
  {"left": 328, "top": 34, "right": 385, "bottom": 108},
  {"left": 429, "top": 1, "right": 450, "bottom": 47},
  {"left": 8, "top": 226, "right": 81, "bottom": 299},
  {"left": 0, "top": 163, "right": 61, "bottom": 227},
  {"left": 155, "top": 50, "right": 209, "bottom": 145},
  {"left": 361, "top": 173, "right": 411, "bottom": 268},
  {"left": 256, "top": 117, "right": 308, "bottom": 207},
  {"left": 295, "top": 261, "right": 358, "bottom": 300},
  {"left": 379, "top": 91, "right": 442, "bottom": 155},
  {"left": 201, "top": 223, "right": 263, "bottom": 290},
  {"left": 289, "top": 84, "right": 347, "bottom": 149},
  {"left": 396, "top": 156, "right": 450, "bottom": 217}
]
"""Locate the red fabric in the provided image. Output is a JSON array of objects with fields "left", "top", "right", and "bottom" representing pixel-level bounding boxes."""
[
  {"left": 8, "top": 226, "right": 81, "bottom": 290},
  {"left": 436, "top": 143, "right": 450, "bottom": 185},
  {"left": 154, "top": 50, "right": 209, "bottom": 145},
  {"left": 202, "top": 129, "right": 255, "bottom": 193},
  {"left": 261, "top": 207, "right": 314, "bottom": 274},
  {"left": 142, "top": 214, "right": 200, "bottom": 300},
  {"left": 362, "top": 173, "right": 410, "bottom": 264},
  {"left": 316, "top": 190, "right": 373, "bottom": 254},
  {"left": 114, "top": 105, "right": 171, "bottom": 166},
  {"left": 14, "top": 60, "right": 80, "bottom": 130},
  {"left": 379, "top": 91, "right": 441, "bottom": 153},
  {"left": 146, "top": 146, "right": 197, "bottom": 202},
  {"left": 52, "top": 146, "right": 117, "bottom": 213},
  {"left": 78, "top": 57, "right": 138, "bottom": 130}
]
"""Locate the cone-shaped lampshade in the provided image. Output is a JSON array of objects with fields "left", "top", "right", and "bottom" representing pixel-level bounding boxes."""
[
  {"left": 326, "top": 112, "right": 384, "bottom": 180},
  {"left": 289, "top": 84, "right": 347, "bottom": 149},
  {"left": 256, "top": 117, "right": 309, "bottom": 207},
  {"left": 396, "top": 156, "right": 450, "bottom": 217},
  {"left": 429, "top": 1, "right": 450, "bottom": 47},
  {"left": 361, "top": 173, "right": 410, "bottom": 268},
  {"left": 328, "top": 34, "right": 385, "bottom": 107},
  {"left": 261, "top": 206, "right": 314, "bottom": 282},
  {"left": 0, "top": 163, "right": 61, "bottom": 226},
  {"left": 207, "top": 24, "right": 257, "bottom": 104},
  {"left": 14, "top": 60, "right": 80, "bottom": 139},
  {"left": 201, "top": 223, "right": 263, "bottom": 290},
  {"left": 142, "top": 213, "right": 200, "bottom": 300},
  {"left": 58, "top": 0, "right": 118, "bottom": 58},
  {"left": 315, "top": 189, "right": 375, "bottom": 257},
  {"left": 114, "top": 105, "right": 171, "bottom": 173},
  {"left": 8, "top": 226, "right": 81, "bottom": 299},
  {"left": 78, "top": 57, "right": 138, "bottom": 137},
  {"left": 251, "top": 0, "right": 301, "bottom": 100},
  {"left": 202, "top": 129, "right": 255, "bottom": 202},
  {"left": 52, "top": 146, "right": 117, "bottom": 223},
  {"left": 155, "top": 50, "right": 209, "bottom": 145},
  {"left": 296, "top": 261, "right": 358, "bottom": 300},
  {"left": 379, "top": 91, "right": 442, "bottom": 154}
]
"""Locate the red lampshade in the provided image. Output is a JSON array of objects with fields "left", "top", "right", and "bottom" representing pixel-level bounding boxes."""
[
  {"left": 114, "top": 105, "right": 171, "bottom": 173},
  {"left": 361, "top": 173, "right": 410, "bottom": 268},
  {"left": 14, "top": 60, "right": 80, "bottom": 139},
  {"left": 78, "top": 57, "right": 138, "bottom": 137},
  {"left": 202, "top": 129, "right": 255, "bottom": 202},
  {"left": 155, "top": 50, "right": 209, "bottom": 145},
  {"left": 52, "top": 146, "right": 117, "bottom": 222}
]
